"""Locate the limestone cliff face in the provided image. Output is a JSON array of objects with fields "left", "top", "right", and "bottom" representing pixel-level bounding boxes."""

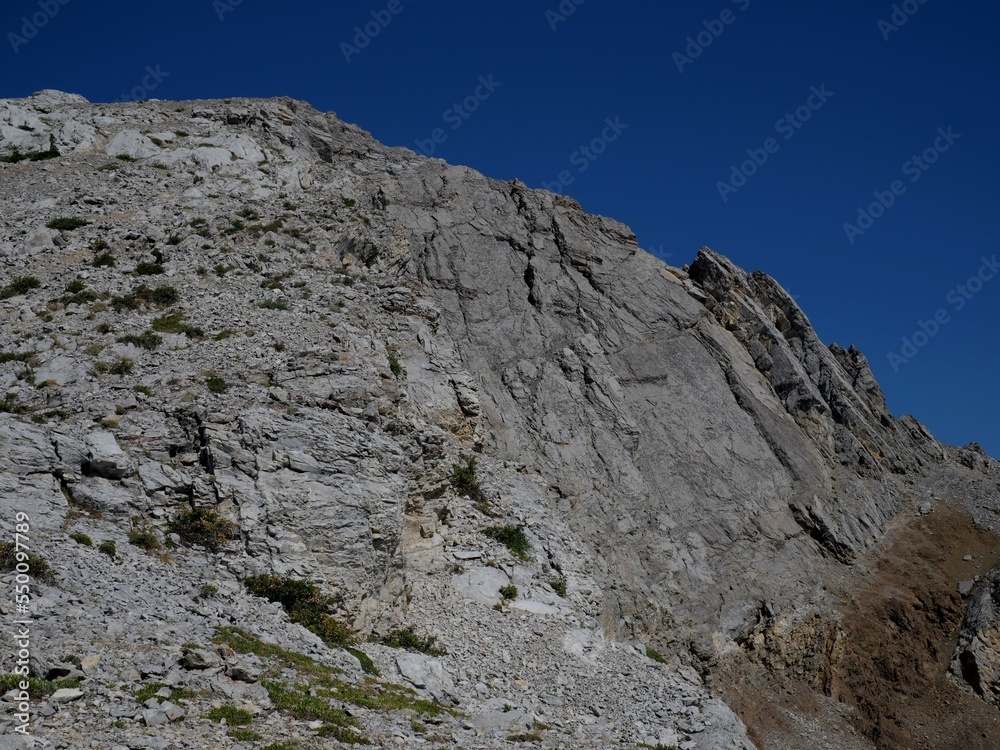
[{"left": 1, "top": 91, "right": 998, "bottom": 749}]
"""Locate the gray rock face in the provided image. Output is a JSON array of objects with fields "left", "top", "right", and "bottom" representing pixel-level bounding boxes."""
[{"left": 1, "top": 90, "right": 997, "bottom": 750}]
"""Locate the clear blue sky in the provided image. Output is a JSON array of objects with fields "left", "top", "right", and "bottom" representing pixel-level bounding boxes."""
[{"left": 4, "top": 0, "right": 998, "bottom": 456}]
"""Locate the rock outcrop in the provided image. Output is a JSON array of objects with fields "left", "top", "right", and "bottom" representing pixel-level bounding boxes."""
[{"left": 1, "top": 90, "right": 998, "bottom": 749}]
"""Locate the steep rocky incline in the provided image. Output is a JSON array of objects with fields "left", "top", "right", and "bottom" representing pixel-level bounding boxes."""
[{"left": 0, "top": 90, "right": 998, "bottom": 750}]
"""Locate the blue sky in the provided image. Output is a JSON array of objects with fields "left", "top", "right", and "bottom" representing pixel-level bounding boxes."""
[{"left": 4, "top": 0, "right": 998, "bottom": 456}]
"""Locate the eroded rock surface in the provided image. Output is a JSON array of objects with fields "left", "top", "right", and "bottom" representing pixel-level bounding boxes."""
[{"left": 0, "top": 90, "right": 998, "bottom": 749}]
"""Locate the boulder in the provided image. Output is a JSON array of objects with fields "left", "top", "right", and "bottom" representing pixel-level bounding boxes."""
[{"left": 84, "top": 431, "right": 135, "bottom": 479}]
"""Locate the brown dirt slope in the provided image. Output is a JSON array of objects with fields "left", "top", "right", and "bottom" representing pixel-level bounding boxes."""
[{"left": 716, "top": 501, "right": 1000, "bottom": 750}]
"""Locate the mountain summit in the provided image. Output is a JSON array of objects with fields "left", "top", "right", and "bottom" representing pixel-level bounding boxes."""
[{"left": 1, "top": 90, "right": 998, "bottom": 749}]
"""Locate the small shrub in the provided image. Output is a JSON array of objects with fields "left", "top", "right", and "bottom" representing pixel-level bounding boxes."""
[
  {"left": 166, "top": 233, "right": 182, "bottom": 245},
  {"left": 206, "top": 705, "right": 253, "bottom": 725},
  {"left": 0, "top": 276, "right": 41, "bottom": 300},
  {"left": 46, "top": 217, "right": 90, "bottom": 231},
  {"left": 133, "top": 385, "right": 154, "bottom": 397},
  {"left": 341, "top": 197, "right": 356, "bottom": 208},
  {"left": 98, "top": 540, "right": 117, "bottom": 558},
  {"left": 244, "top": 573, "right": 352, "bottom": 648},
  {"left": 134, "top": 262, "right": 164, "bottom": 276},
  {"left": 377, "top": 626, "right": 445, "bottom": 656},
  {"left": 550, "top": 576, "right": 568, "bottom": 597},
  {"left": 0, "top": 393, "right": 25, "bottom": 414},
  {"left": 499, "top": 584, "right": 518, "bottom": 601},
  {"left": 198, "top": 583, "right": 219, "bottom": 599},
  {"left": 65, "top": 280, "right": 86, "bottom": 294},
  {"left": 0, "top": 350, "right": 35, "bottom": 364},
  {"left": 387, "top": 348, "right": 403, "bottom": 379},
  {"left": 482, "top": 525, "right": 529, "bottom": 560},
  {"left": 69, "top": 532, "right": 93, "bottom": 547},
  {"left": 449, "top": 454, "right": 483, "bottom": 501},
  {"left": 128, "top": 519, "right": 161, "bottom": 552},
  {"left": 111, "top": 285, "right": 179, "bottom": 311},
  {"left": 92, "top": 252, "right": 115, "bottom": 267},
  {"left": 257, "top": 299, "right": 289, "bottom": 311},
  {"left": 167, "top": 508, "right": 238, "bottom": 552},
  {"left": 116, "top": 154, "right": 137, "bottom": 162},
  {"left": 0, "top": 542, "right": 55, "bottom": 583},
  {"left": 107, "top": 357, "right": 134, "bottom": 376},
  {"left": 151, "top": 312, "right": 203, "bottom": 338},
  {"left": 205, "top": 374, "right": 228, "bottom": 394},
  {"left": 117, "top": 331, "right": 162, "bottom": 350},
  {"left": 213, "top": 329, "right": 237, "bottom": 341}
]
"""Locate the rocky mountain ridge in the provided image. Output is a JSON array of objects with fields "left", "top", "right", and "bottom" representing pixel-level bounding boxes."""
[{"left": 0, "top": 89, "right": 998, "bottom": 750}]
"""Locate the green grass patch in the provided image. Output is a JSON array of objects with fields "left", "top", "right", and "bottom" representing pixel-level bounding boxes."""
[
  {"left": 69, "top": 532, "right": 93, "bottom": 547},
  {"left": 213, "top": 627, "right": 339, "bottom": 678},
  {"left": 98, "top": 540, "right": 117, "bottom": 558},
  {"left": 0, "top": 674, "right": 79, "bottom": 697},
  {"left": 228, "top": 728, "right": 263, "bottom": 741},
  {"left": 646, "top": 646, "right": 668, "bottom": 665},
  {"left": 205, "top": 705, "right": 253, "bottom": 725},
  {"left": 345, "top": 647, "right": 379, "bottom": 676},
  {"left": 130, "top": 682, "right": 194, "bottom": 704}
]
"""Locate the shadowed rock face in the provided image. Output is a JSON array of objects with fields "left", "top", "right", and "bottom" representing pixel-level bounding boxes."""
[{"left": 1, "top": 91, "right": 998, "bottom": 750}]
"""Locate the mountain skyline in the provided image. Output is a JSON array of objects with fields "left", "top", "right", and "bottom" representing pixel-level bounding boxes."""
[{"left": 4, "top": 0, "right": 998, "bottom": 455}]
